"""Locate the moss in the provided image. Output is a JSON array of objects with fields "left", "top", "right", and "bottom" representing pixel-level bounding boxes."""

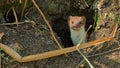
[
  {"left": 48, "top": 1, "right": 56, "bottom": 12},
  {"left": 115, "top": 13, "right": 120, "bottom": 25},
  {"left": 108, "top": 12, "right": 115, "bottom": 20},
  {"left": 86, "top": 0, "right": 94, "bottom": 5}
]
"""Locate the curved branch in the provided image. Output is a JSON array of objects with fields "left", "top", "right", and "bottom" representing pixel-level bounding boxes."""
[{"left": 0, "top": 24, "right": 118, "bottom": 62}]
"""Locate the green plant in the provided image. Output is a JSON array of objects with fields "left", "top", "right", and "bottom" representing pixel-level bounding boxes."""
[
  {"left": 86, "top": 0, "right": 94, "bottom": 5},
  {"left": 108, "top": 13, "right": 115, "bottom": 20},
  {"left": 115, "top": 14, "right": 120, "bottom": 25}
]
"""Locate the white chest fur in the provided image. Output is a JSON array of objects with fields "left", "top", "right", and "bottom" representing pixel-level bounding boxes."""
[{"left": 70, "top": 25, "right": 86, "bottom": 45}]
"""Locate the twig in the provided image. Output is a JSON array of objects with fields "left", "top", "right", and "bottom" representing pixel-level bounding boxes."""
[
  {"left": 0, "top": 32, "right": 4, "bottom": 40},
  {"left": 20, "top": 0, "right": 28, "bottom": 20},
  {"left": 76, "top": 60, "right": 85, "bottom": 68},
  {"left": 78, "top": 50, "right": 94, "bottom": 68},
  {"left": 76, "top": 25, "right": 94, "bottom": 68},
  {"left": 31, "top": 0, "right": 66, "bottom": 56},
  {"left": 0, "top": 51, "right": 1, "bottom": 68},
  {"left": 77, "top": 25, "right": 92, "bottom": 47},
  {"left": 0, "top": 32, "right": 4, "bottom": 68},
  {"left": 80, "top": 0, "right": 89, "bottom": 8},
  {"left": 6, "top": 7, "right": 12, "bottom": 21},
  {"left": 0, "top": 20, "right": 35, "bottom": 26},
  {"left": 19, "top": 0, "right": 22, "bottom": 3},
  {"left": 87, "top": 47, "right": 120, "bottom": 58},
  {"left": 0, "top": 22, "right": 24, "bottom": 25},
  {"left": 12, "top": 7, "right": 19, "bottom": 26}
]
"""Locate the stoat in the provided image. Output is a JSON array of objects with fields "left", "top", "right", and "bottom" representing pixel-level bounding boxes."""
[{"left": 68, "top": 16, "right": 86, "bottom": 45}]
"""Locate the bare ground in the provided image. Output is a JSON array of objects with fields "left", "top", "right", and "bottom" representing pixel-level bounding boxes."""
[{"left": 1, "top": 0, "right": 120, "bottom": 68}]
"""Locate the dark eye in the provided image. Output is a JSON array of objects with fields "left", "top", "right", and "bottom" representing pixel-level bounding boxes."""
[
  {"left": 72, "top": 22, "right": 74, "bottom": 24},
  {"left": 78, "top": 22, "right": 82, "bottom": 25}
]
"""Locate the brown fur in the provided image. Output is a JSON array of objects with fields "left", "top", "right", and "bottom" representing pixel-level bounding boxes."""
[
  {"left": 68, "top": 16, "right": 86, "bottom": 45},
  {"left": 68, "top": 16, "right": 86, "bottom": 31}
]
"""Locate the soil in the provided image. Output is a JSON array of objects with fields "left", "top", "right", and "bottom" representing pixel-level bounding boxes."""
[{"left": 1, "top": 0, "right": 120, "bottom": 68}]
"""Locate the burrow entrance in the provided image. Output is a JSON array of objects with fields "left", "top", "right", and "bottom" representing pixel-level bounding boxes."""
[
  {"left": 1, "top": 1, "right": 97, "bottom": 48},
  {"left": 52, "top": 8, "right": 97, "bottom": 48}
]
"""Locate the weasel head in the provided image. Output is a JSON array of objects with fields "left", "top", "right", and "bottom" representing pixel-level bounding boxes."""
[{"left": 68, "top": 16, "right": 86, "bottom": 31}]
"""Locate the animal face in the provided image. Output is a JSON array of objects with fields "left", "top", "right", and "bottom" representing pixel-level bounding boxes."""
[{"left": 68, "top": 16, "right": 86, "bottom": 30}]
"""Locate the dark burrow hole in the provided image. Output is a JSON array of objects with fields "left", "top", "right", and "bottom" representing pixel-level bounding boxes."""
[
  {"left": 52, "top": 8, "right": 97, "bottom": 48},
  {"left": 3, "top": 10, "right": 21, "bottom": 23},
  {"left": 1, "top": 3, "right": 96, "bottom": 48},
  {"left": 52, "top": 17, "right": 74, "bottom": 47},
  {"left": 3, "top": 11, "right": 15, "bottom": 23}
]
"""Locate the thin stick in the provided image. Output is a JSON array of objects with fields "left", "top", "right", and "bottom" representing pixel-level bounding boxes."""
[
  {"left": 0, "top": 20, "right": 34, "bottom": 26},
  {"left": 19, "top": 0, "right": 22, "bottom": 3},
  {"left": 77, "top": 50, "right": 94, "bottom": 68},
  {"left": 77, "top": 25, "right": 92, "bottom": 47},
  {"left": 12, "top": 7, "right": 19, "bottom": 26},
  {"left": 0, "top": 51, "right": 1, "bottom": 68},
  {"left": 87, "top": 47, "right": 120, "bottom": 58},
  {"left": 0, "top": 22, "right": 24, "bottom": 25},
  {"left": 76, "top": 25, "right": 94, "bottom": 68},
  {"left": 79, "top": 0, "right": 89, "bottom": 9},
  {"left": 31, "top": 0, "right": 66, "bottom": 55},
  {"left": 0, "top": 32, "right": 4, "bottom": 40},
  {"left": 20, "top": 0, "right": 28, "bottom": 20},
  {"left": 0, "top": 32, "right": 4, "bottom": 68},
  {"left": 6, "top": 7, "right": 12, "bottom": 21}
]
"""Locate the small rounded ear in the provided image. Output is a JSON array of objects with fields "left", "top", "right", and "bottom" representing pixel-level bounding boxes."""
[
  {"left": 81, "top": 16, "right": 86, "bottom": 25},
  {"left": 68, "top": 16, "right": 72, "bottom": 23}
]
